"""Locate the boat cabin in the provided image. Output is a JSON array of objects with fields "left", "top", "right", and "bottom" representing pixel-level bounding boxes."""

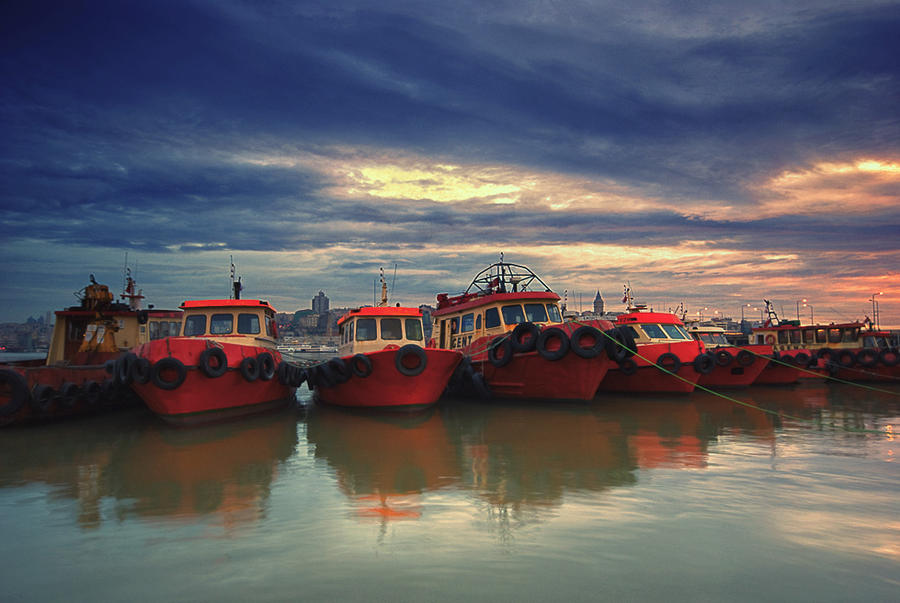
[
  {"left": 337, "top": 307, "right": 425, "bottom": 355},
  {"left": 614, "top": 310, "right": 694, "bottom": 345},
  {"left": 180, "top": 299, "right": 279, "bottom": 348},
  {"left": 685, "top": 325, "right": 729, "bottom": 347},
  {"left": 752, "top": 322, "right": 891, "bottom": 352}
]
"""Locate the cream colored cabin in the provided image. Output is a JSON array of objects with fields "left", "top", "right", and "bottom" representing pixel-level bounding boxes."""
[
  {"left": 686, "top": 325, "right": 729, "bottom": 346},
  {"left": 432, "top": 293, "right": 562, "bottom": 350},
  {"left": 180, "top": 299, "right": 279, "bottom": 349},
  {"left": 337, "top": 307, "right": 425, "bottom": 355},
  {"left": 46, "top": 311, "right": 182, "bottom": 365}
]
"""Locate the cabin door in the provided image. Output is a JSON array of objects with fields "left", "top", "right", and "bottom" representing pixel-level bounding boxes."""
[{"left": 439, "top": 320, "right": 447, "bottom": 349}]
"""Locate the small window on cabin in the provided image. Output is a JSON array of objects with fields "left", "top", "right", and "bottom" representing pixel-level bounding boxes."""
[
  {"left": 863, "top": 335, "right": 876, "bottom": 348},
  {"left": 461, "top": 313, "right": 474, "bottom": 333},
  {"left": 803, "top": 330, "right": 814, "bottom": 344},
  {"left": 642, "top": 324, "right": 667, "bottom": 339},
  {"left": 475, "top": 314, "right": 482, "bottom": 331},
  {"left": 485, "top": 308, "right": 501, "bottom": 328},
  {"left": 501, "top": 304, "right": 525, "bottom": 325},
  {"left": 382, "top": 318, "right": 403, "bottom": 340},
  {"left": 844, "top": 328, "right": 858, "bottom": 342},
  {"left": 450, "top": 317, "right": 460, "bottom": 334},
  {"left": 237, "top": 313, "right": 261, "bottom": 334},
  {"left": 698, "top": 333, "right": 711, "bottom": 343},
  {"left": 777, "top": 330, "right": 789, "bottom": 344},
  {"left": 210, "top": 314, "right": 233, "bottom": 335},
  {"left": 714, "top": 333, "right": 729, "bottom": 345},
  {"left": 676, "top": 325, "right": 692, "bottom": 339},
  {"left": 789, "top": 330, "right": 801, "bottom": 344},
  {"left": 816, "top": 329, "right": 826, "bottom": 343},
  {"left": 184, "top": 315, "right": 207, "bottom": 336},
  {"left": 356, "top": 318, "right": 376, "bottom": 341},
  {"left": 828, "top": 328, "right": 842, "bottom": 343},
  {"left": 661, "top": 324, "right": 687, "bottom": 340},
  {"left": 546, "top": 304, "right": 562, "bottom": 323},
  {"left": 524, "top": 303, "right": 549, "bottom": 323},
  {"left": 149, "top": 322, "right": 159, "bottom": 340},
  {"left": 348, "top": 322, "right": 354, "bottom": 342},
  {"left": 405, "top": 318, "right": 423, "bottom": 341},
  {"left": 265, "top": 315, "right": 276, "bottom": 337}
]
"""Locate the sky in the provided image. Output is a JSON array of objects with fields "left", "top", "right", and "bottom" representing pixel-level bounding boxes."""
[{"left": 2, "top": 0, "right": 899, "bottom": 327}]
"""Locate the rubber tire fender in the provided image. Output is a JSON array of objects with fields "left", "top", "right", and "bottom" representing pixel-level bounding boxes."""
[
  {"left": 856, "top": 348, "right": 879, "bottom": 368},
  {"left": 395, "top": 345, "right": 427, "bottom": 377},
  {"left": 199, "top": 347, "right": 228, "bottom": 378},
  {"left": 257, "top": 352, "right": 276, "bottom": 381},
  {"left": 536, "top": 327, "right": 570, "bottom": 361},
  {"left": 570, "top": 325, "right": 604, "bottom": 359},
  {"left": 59, "top": 382, "right": 79, "bottom": 408},
  {"left": 131, "top": 357, "right": 152, "bottom": 384},
  {"left": 291, "top": 367, "right": 307, "bottom": 388},
  {"left": 350, "top": 354, "right": 373, "bottom": 378},
  {"left": 0, "top": 369, "right": 30, "bottom": 417},
  {"left": 736, "top": 349, "right": 755, "bottom": 367},
  {"left": 327, "top": 357, "right": 352, "bottom": 384},
  {"left": 152, "top": 357, "right": 187, "bottom": 391},
  {"left": 117, "top": 353, "right": 137, "bottom": 385},
  {"left": 618, "top": 358, "right": 638, "bottom": 376},
  {"left": 793, "top": 351, "right": 811, "bottom": 367},
  {"left": 714, "top": 349, "right": 733, "bottom": 367},
  {"left": 835, "top": 349, "right": 856, "bottom": 368},
  {"left": 693, "top": 353, "right": 715, "bottom": 375},
  {"left": 510, "top": 322, "right": 540, "bottom": 354},
  {"left": 606, "top": 327, "right": 636, "bottom": 362},
  {"left": 656, "top": 352, "right": 682, "bottom": 374},
  {"left": 82, "top": 380, "right": 102, "bottom": 406},
  {"left": 878, "top": 348, "right": 899, "bottom": 367},
  {"left": 488, "top": 336, "right": 514, "bottom": 368},
  {"left": 277, "top": 361, "right": 291, "bottom": 385},
  {"left": 240, "top": 357, "right": 260, "bottom": 382},
  {"left": 31, "top": 383, "right": 55, "bottom": 413}
]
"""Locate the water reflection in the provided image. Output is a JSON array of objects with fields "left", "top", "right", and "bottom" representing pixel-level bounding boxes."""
[{"left": 0, "top": 409, "right": 299, "bottom": 531}]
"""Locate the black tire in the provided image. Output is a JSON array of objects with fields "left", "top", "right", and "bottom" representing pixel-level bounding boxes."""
[
  {"left": 117, "top": 353, "right": 137, "bottom": 385},
  {"left": 59, "top": 382, "right": 79, "bottom": 408},
  {"left": 31, "top": 383, "right": 55, "bottom": 413},
  {"left": 606, "top": 327, "right": 636, "bottom": 362},
  {"left": 350, "top": 354, "right": 373, "bottom": 378},
  {"left": 327, "top": 357, "right": 352, "bottom": 383},
  {"left": 793, "top": 351, "right": 811, "bottom": 367},
  {"left": 780, "top": 353, "right": 796, "bottom": 366},
  {"left": 104, "top": 359, "right": 117, "bottom": 376},
  {"left": 510, "top": 322, "right": 540, "bottom": 354},
  {"left": 879, "top": 348, "right": 899, "bottom": 367},
  {"left": 131, "top": 357, "right": 152, "bottom": 384},
  {"left": 277, "top": 361, "right": 291, "bottom": 385},
  {"left": 693, "top": 353, "right": 715, "bottom": 375},
  {"left": 618, "top": 358, "right": 638, "bottom": 376},
  {"left": 714, "top": 349, "right": 733, "bottom": 367},
  {"left": 257, "top": 352, "right": 276, "bottom": 381},
  {"left": 836, "top": 349, "right": 856, "bottom": 368},
  {"left": 240, "top": 357, "right": 260, "bottom": 382},
  {"left": 82, "top": 380, "right": 102, "bottom": 406},
  {"left": 317, "top": 362, "right": 337, "bottom": 388},
  {"left": 488, "top": 336, "right": 514, "bottom": 368},
  {"left": 736, "top": 349, "right": 755, "bottom": 367},
  {"left": 198, "top": 347, "right": 228, "bottom": 378},
  {"left": 656, "top": 352, "right": 681, "bottom": 374},
  {"left": 291, "top": 367, "right": 307, "bottom": 388},
  {"left": 137, "top": 310, "right": 149, "bottom": 324},
  {"left": 395, "top": 345, "right": 427, "bottom": 377},
  {"left": 152, "top": 357, "right": 187, "bottom": 390},
  {"left": 0, "top": 369, "right": 30, "bottom": 417},
  {"left": 536, "top": 327, "right": 570, "bottom": 361},
  {"left": 305, "top": 364, "right": 321, "bottom": 389},
  {"left": 816, "top": 347, "right": 835, "bottom": 361},
  {"left": 570, "top": 325, "right": 604, "bottom": 359},
  {"left": 856, "top": 348, "right": 879, "bottom": 368}
]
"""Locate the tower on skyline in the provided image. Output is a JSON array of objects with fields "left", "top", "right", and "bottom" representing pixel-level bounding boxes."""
[
  {"left": 593, "top": 290, "right": 604, "bottom": 315},
  {"left": 312, "top": 290, "right": 329, "bottom": 314}
]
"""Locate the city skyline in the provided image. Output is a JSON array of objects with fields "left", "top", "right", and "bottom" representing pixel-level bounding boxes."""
[{"left": 2, "top": 1, "right": 898, "bottom": 326}]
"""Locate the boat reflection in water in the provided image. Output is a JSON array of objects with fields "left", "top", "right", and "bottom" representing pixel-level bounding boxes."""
[{"left": 0, "top": 408, "right": 298, "bottom": 532}]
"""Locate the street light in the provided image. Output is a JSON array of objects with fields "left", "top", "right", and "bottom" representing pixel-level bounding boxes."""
[
  {"left": 869, "top": 292, "right": 883, "bottom": 328},
  {"left": 795, "top": 298, "right": 807, "bottom": 321},
  {"left": 803, "top": 302, "right": 814, "bottom": 324}
]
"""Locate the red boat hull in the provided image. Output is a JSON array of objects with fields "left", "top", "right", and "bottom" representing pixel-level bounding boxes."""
[
  {"left": 598, "top": 340, "right": 704, "bottom": 394},
  {"left": 754, "top": 349, "right": 811, "bottom": 385},
  {"left": 129, "top": 338, "right": 295, "bottom": 424},
  {"left": 314, "top": 348, "right": 462, "bottom": 410},
  {"left": 698, "top": 344, "right": 770, "bottom": 389}
]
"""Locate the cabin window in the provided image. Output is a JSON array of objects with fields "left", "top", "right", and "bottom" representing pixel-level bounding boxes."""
[
  {"left": 405, "top": 319, "right": 423, "bottom": 341},
  {"left": 642, "top": 324, "right": 667, "bottom": 339},
  {"left": 803, "top": 329, "right": 814, "bottom": 344},
  {"left": 356, "top": 318, "right": 377, "bottom": 341},
  {"left": 697, "top": 333, "right": 711, "bottom": 343},
  {"left": 546, "top": 305, "right": 562, "bottom": 323},
  {"left": 828, "top": 328, "right": 842, "bottom": 343},
  {"left": 348, "top": 322, "right": 354, "bottom": 343},
  {"left": 485, "top": 308, "right": 501, "bottom": 328},
  {"left": 184, "top": 315, "right": 207, "bottom": 336},
  {"left": 777, "top": 330, "right": 789, "bottom": 344},
  {"left": 524, "top": 303, "right": 548, "bottom": 323},
  {"left": 661, "top": 324, "right": 688, "bottom": 340},
  {"left": 501, "top": 304, "right": 525, "bottom": 325},
  {"left": 475, "top": 314, "right": 482, "bottom": 330},
  {"left": 149, "top": 322, "right": 158, "bottom": 339},
  {"left": 381, "top": 318, "right": 403, "bottom": 340},
  {"left": 210, "top": 313, "right": 233, "bottom": 335},
  {"left": 843, "top": 328, "right": 858, "bottom": 342},
  {"left": 149, "top": 321, "right": 178, "bottom": 340},
  {"left": 265, "top": 315, "right": 276, "bottom": 337},
  {"left": 816, "top": 329, "right": 826, "bottom": 344},
  {"left": 789, "top": 330, "right": 801, "bottom": 344},
  {"left": 863, "top": 335, "right": 876, "bottom": 348},
  {"left": 450, "top": 317, "right": 459, "bottom": 334},
  {"left": 237, "top": 313, "right": 261, "bottom": 334},
  {"left": 461, "top": 313, "right": 475, "bottom": 333}
]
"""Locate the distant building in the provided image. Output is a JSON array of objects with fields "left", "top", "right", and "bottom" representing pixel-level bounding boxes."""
[
  {"left": 593, "top": 290, "right": 604, "bottom": 315},
  {"left": 312, "top": 291, "right": 329, "bottom": 314}
]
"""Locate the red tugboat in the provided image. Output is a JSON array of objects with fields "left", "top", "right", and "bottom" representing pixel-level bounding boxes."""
[
  {"left": 751, "top": 302, "right": 899, "bottom": 383},
  {"left": 309, "top": 272, "right": 462, "bottom": 411},
  {"left": 128, "top": 271, "right": 297, "bottom": 424},
  {"left": 0, "top": 271, "right": 181, "bottom": 426},
  {"left": 749, "top": 300, "right": 816, "bottom": 385},
  {"left": 596, "top": 288, "right": 707, "bottom": 394},
  {"left": 685, "top": 324, "right": 770, "bottom": 388},
  {"left": 431, "top": 258, "right": 616, "bottom": 401}
]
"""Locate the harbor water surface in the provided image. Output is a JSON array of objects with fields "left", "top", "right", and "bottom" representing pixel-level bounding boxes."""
[{"left": 1, "top": 378, "right": 898, "bottom": 602}]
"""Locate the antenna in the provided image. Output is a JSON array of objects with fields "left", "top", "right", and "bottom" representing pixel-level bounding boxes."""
[{"left": 390, "top": 263, "right": 397, "bottom": 303}]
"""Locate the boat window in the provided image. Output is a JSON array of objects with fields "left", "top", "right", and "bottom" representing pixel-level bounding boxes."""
[
  {"left": 815, "top": 329, "right": 826, "bottom": 343},
  {"left": 149, "top": 321, "right": 179, "bottom": 340},
  {"left": 712, "top": 333, "right": 729, "bottom": 345},
  {"left": 778, "top": 330, "right": 789, "bottom": 344},
  {"left": 381, "top": 318, "right": 403, "bottom": 340},
  {"left": 210, "top": 313, "right": 233, "bottom": 335},
  {"left": 149, "top": 322, "right": 158, "bottom": 339},
  {"left": 828, "top": 328, "right": 842, "bottom": 343},
  {"left": 642, "top": 324, "right": 667, "bottom": 339},
  {"left": 475, "top": 314, "right": 482, "bottom": 331},
  {"left": 348, "top": 322, "right": 354, "bottom": 343},
  {"left": 461, "top": 313, "right": 474, "bottom": 333},
  {"left": 661, "top": 324, "right": 689, "bottom": 340},
  {"left": 405, "top": 318, "right": 423, "bottom": 341},
  {"left": 237, "top": 313, "right": 260, "bottom": 334},
  {"left": 450, "top": 317, "right": 460, "bottom": 334},
  {"left": 524, "top": 303, "right": 548, "bottom": 323},
  {"left": 356, "top": 318, "right": 376, "bottom": 341},
  {"left": 546, "top": 304, "right": 562, "bottom": 323},
  {"left": 265, "top": 315, "right": 276, "bottom": 337},
  {"left": 843, "top": 328, "right": 858, "bottom": 342},
  {"left": 789, "top": 330, "right": 801, "bottom": 344},
  {"left": 863, "top": 335, "right": 876, "bottom": 348},
  {"left": 501, "top": 304, "right": 525, "bottom": 325},
  {"left": 803, "top": 329, "right": 814, "bottom": 344},
  {"left": 183, "top": 315, "right": 207, "bottom": 336},
  {"left": 697, "top": 333, "right": 711, "bottom": 343},
  {"left": 485, "top": 308, "right": 501, "bottom": 328}
]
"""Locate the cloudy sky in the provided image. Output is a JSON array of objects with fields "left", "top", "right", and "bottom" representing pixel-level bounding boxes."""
[{"left": 2, "top": 0, "right": 898, "bottom": 326}]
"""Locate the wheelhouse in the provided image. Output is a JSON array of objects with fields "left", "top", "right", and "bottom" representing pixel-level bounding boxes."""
[
  {"left": 685, "top": 325, "right": 729, "bottom": 346},
  {"left": 179, "top": 299, "right": 279, "bottom": 348},
  {"left": 614, "top": 311, "right": 693, "bottom": 345},
  {"left": 750, "top": 322, "right": 888, "bottom": 352},
  {"left": 337, "top": 307, "right": 425, "bottom": 355}
]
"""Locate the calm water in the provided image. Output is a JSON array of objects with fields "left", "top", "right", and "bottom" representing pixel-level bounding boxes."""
[{"left": 1, "top": 380, "right": 898, "bottom": 602}]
